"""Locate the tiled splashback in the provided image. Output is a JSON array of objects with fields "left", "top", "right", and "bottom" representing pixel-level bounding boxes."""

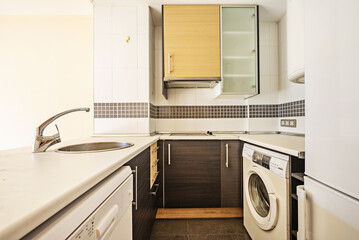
[
  {"left": 94, "top": 100, "right": 305, "bottom": 119},
  {"left": 94, "top": 103, "right": 149, "bottom": 118},
  {"left": 154, "top": 105, "right": 248, "bottom": 119}
]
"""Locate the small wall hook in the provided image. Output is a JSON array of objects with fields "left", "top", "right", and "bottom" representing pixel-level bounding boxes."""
[{"left": 126, "top": 36, "right": 130, "bottom": 43}]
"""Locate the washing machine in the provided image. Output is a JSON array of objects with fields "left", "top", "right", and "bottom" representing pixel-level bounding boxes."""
[{"left": 242, "top": 143, "right": 290, "bottom": 240}]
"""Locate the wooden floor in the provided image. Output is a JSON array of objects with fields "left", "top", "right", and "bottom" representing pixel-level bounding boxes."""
[{"left": 156, "top": 208, "right": 243, "bottom": 219}]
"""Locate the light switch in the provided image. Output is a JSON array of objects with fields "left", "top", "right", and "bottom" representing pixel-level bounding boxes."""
[{"left": 281, "top": 119, "right": 297, "bottom": 128}]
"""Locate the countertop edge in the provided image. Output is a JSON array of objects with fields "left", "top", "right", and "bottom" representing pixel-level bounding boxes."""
[
  {"left": 158, "top": 135, "right": 239, "bottom": 140},
  {"left": 238, "top": 136, "right": 305, "bottom": 158},
  {"left": 2, "top": 136, "right": 159, "bottom": 240}
]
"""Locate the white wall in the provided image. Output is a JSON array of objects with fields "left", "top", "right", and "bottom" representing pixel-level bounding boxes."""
[
  {"left": 0, "top": 0, "right": 92, "bottom": 15},
  {"left": 247, "top": 22, "right": 279, "bottom": 132},
  {"left": 278, "top": 14, "right": 305, "bottom": 133},
  {"left": 0, "top": 15, "right": 93, "bottom": 150}
]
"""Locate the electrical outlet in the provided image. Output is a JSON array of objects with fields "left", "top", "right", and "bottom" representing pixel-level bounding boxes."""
[{"left": 281, "top": 119, "right": 297, "bottom": 128}]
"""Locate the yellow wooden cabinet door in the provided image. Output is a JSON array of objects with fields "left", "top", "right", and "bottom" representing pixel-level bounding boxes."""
[{"left": 163, "top": 5, "right": 220, "bottom": 78}]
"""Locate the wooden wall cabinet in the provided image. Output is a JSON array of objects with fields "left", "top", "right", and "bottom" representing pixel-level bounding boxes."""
[
  {"left": 125, "top": 146, "right": 159, "bottom": 240},
  {"left": 163, "top": 5, "right": 221, "bottom": 79}
]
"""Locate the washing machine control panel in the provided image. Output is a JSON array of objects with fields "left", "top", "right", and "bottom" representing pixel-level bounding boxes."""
[
  {"left": 243, "top": 144, "right": 289, "bottom": 178},
  {"left": 269, "top": 158, "right": 289, "bottom": 178},
  {"left": 252, "top": 151, "right": 271, "bottom": 169}
]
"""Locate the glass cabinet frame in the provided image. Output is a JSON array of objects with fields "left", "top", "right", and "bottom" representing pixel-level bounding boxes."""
[{"left": 218, "top": 5, "right": 260, "bottom": 96}]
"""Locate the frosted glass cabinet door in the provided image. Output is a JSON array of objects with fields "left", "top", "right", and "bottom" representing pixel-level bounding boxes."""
[{"left": 221, "top": 6, "right": 259, "bottom": 94}]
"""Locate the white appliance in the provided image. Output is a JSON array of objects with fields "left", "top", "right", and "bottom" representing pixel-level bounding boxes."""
[
  {"left": 23, "top": 166, "right": 133, "bottom": 240},
  {"left": 287, "top": 0, "right": 305, "bottom": 84},
  {"left": 242, "top": 144, "right": 290, "bottom": 240},
  {"left": 302, "top": 0, "right": 359, "bottom": 239}
]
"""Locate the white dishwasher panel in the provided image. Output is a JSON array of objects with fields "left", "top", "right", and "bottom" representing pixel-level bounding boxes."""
[
  {"left": 22, "top": 166, "right": 133, "bottom": 240},
  {"left": 68, "top": 176, "right": 133, "bottom": 240}
]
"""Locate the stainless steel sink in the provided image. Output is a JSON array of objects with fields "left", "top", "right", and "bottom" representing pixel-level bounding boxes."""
[{"left": 56, "top": 142, "right": 134, "bottom": 153}]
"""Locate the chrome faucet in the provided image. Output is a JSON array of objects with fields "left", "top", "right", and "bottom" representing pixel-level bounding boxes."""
[{"left": 32, "top": 108, "right": 90, "bottom": 153}]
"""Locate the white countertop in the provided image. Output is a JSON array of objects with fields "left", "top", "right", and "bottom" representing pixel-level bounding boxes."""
[
  {"left": 238, "top": 134, "right": 305, "bottom": 158},
  {"left": 158, "top": 133, "right": 305, "bottom": 158},
  {"left": 158, "top": 133, "right": 239, "bottom": 140},
  {"left": 0, "top": 133, "right": 304, "bottom": 239},
  {"left": 0, "top": 136, "right": 159, "bottom": 240}
]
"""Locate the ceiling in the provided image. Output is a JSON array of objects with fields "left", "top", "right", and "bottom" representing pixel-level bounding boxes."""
[
  {"left": 0, "top": 0, "right": 286, "bottom": 24},
  {"left": 148, "top": 0, "right": 286, "bottom": 25}
]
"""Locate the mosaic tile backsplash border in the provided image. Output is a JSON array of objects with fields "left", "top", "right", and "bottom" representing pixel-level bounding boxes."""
[
  {"left": 94, "top": 102, "right": 148, "bottom": 118},
  {"left": 94, "top": 100, "right": 305, "bottom": 119}
]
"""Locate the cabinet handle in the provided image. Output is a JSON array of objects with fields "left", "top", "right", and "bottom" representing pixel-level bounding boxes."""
[
  {"left": 168, "top": 53, "right": 171, "bottom": 74},
  {"left": 168, "top": 144, "right": 171, "bottom": 165},
  {"left": 152, "top": 146, "right": 160, "bottom": 153},
  {"left": 150, "top": 183, "right": 160, "bottom": 196},
  {"left": 132, "top": 166, "right": 138, "bottom": 210},
  {"left": 152, "top": 159, "right": 159, "bottom": 167},
  {"left": 226, "top": 144, "right": 229, "bottom": 168}
]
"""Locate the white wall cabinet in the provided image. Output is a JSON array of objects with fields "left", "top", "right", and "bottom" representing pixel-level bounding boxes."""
[
  {"left": 287, "top": 0, "right": 305, "bottom": 83},
  {"left": 216, "top": 6, "right": 259, "bottom": 96}
]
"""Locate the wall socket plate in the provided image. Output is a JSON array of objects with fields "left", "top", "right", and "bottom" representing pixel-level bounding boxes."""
[{"left": 281, "top": 119, "right": 297, "bottom": 128}]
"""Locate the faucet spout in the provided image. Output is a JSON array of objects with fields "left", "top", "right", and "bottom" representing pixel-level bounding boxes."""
[{"left": 33, "top": 108, "right": 90, "bottom": 153}]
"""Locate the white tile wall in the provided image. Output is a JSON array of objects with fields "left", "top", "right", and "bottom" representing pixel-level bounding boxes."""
[
  {"left": 137, "top": 118, "right": 150, "bottom": 133},
  {"left": 175, "top": 89, "right": 196, "bottom": 105},
  {"left": 248, "top": 118, "right": 278, "bottom": 132},
  {"left": 93, "top": 10, "right": 305, "bottom": 134},
  {"left": 248, "top": 22, "right": 279, "bottom": 105},
  {"left": 156, "top": 119, "right": 175, "bottom": 132},
  {"left": 112, "top": 35, "right": 138, "bottom": 68},
  {"left": 94, "top": 118, "right": 150, "bottom": 134},
  {"left": 155, "top": 119, "right": 248, "bottom": 133},
  {"left": 196, "top": 119, "right": 248, "bottom": 132},
  {"left": 94, "top": 119, "right": 114, "bottom": 134},
  {"left": 94, "top": 68, "right": 112, "bottom": 102},
  {"left": 175, "top": 119, "right": 197, "bottom": 132},
  {"left": 94, "top": 5, "right": 111, "bottom": 35},
  {"left": 94, "top": 3, "right": 153, "bottom": 134},
  {"left": 112, "top": 69, "right": 138, "bottom": 102},
  {"left": 138, "top": 68, "right": 149, "bottom": 102},
  {"left": 112, "top": 6, "right": 137, "bottom": 35},
  {"left": 113, "top": 118, "right": 139, "bottom": 133},
  {"left": 149, "top": 118, "right": 156, "bottom": 133}
]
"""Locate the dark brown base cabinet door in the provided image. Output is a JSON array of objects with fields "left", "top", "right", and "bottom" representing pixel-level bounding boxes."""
[
  {"left": 221, "top": 141, "right": 243, "bottom": 207},
  {"left": 164, "top": 140, "right": 221, "bottom": 208},
  {"left": 125, "top": 148, "right": 158, "bottom": 240}
]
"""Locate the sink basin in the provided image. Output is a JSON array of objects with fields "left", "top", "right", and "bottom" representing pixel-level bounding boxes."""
[{"left": 56, "top": 142, "right": 134, "bottom": 153}]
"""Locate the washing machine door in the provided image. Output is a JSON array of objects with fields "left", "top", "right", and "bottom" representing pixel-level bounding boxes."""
[{"left": 245, "top": 166, "right": 278, "bottom": 230}]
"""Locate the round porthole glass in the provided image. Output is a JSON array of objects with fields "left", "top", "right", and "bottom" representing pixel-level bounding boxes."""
[{"left": 248, "top": 173, "right": 270, "bottom": 217}]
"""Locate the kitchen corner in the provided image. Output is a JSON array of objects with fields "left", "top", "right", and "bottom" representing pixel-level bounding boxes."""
[
  {"left": 0, "top": 136, "right": 158, "bottom": 239},
  {"left": 0, "top": 131, "right": 304, "bottom": 239},
  {"left": 1, "top": 0, "right": 359, "bottom": 239}
]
